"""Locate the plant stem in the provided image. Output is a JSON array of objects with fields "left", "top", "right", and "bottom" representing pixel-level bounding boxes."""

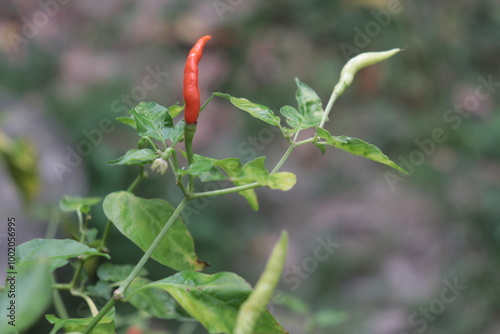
[
  {"left": 192, "top": 138, "right": 316, "bottom": 199},
  {"left": 113, "top": 197, "right": 190, "bottom": 299},
  {"left": 98, "top": 220, "right": 113, "bottom": 252},
  {"left": 81, "top": 298, "right": 116, "bottom": 334},
  {"left": 71, "top": 289, "right": 98, "bottom": 316},
  {"left": 69, "top": 261, "right": 84, "bottom": 288},
  {"left": 51, "top": 274, "right": 69, "bottom": 319},
  {"left": 84, "top": 197, "right": 189, "bottom": 333},
  {"left": 184, "top": 124, "right": 197, "bottom": 193},
  {"left": 271, "top": 144, "right": 296, "bottom": 174},
  {"left": 319, "top": 90, "right": 339, "bottom": 128},
  {"left": 127, "top": 167, "right": 145, "bottom": 193},
  {"left": 191, "top": 182, "right": 259, "bottom": 199}
]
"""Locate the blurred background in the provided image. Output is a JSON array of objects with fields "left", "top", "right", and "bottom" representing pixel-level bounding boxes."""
[{"left": 1, "top": 0, "right": 499, "bottom": 333}]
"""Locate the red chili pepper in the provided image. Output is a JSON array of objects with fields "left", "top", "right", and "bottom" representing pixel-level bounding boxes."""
[{"left": 183, "top": 35, "right": 212, "bottom": 124}]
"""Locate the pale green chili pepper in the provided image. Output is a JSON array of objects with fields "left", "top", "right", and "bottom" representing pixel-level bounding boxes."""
[
  {"left": 333, "top": 48, "right": 402, "bottom": 97},
  {"left": 234, "top": 231, "right": 288, "bottom": 334},
  {"left": 319, "top": 48, "right": 402, "bottom": 127}
]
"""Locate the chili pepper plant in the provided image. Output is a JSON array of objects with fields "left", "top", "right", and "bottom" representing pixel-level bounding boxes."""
[{"left": 1, "top": 36, "right": 407, "bottom": 334}]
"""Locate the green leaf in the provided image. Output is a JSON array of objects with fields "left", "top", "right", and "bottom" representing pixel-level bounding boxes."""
[
  {"left": 106, "top": 148, "right": 159, "bottom": 166},
  {"left": 316, "top": 127, "right": 407, "bottom": 174},
  {"left": 167, "top": 104, "right": 184, "bottom": 119},
  {"left": 0, "top": 262, "right": 52, "bottom": 334},
  {"left": 131, "top": 271, "right": 287, "bottom": 334},
  {"left": 213, "top": 158, "right": 259, "bottom": 211},
  {"left": 59, "top": 195, "right": 102, "bottom": 214},
  {"left": 16, "top": 238, "right": 109, "bottom": 272},
  {"left": 116, "top": 116, "right": 136, "bottom": 128},
  {"left": 46, "top": 308, "right": 115, "bottom": 334},
  {"left": 179, "top": 155, "right": 226, "bottom": 182},
  {"left": 130, "top": 102, "right": 174, "bottom": 141},
  {"left": 214, "top": 92, "right": 281, "bottom": 127},
  {"left": 234, "top": 157, "right": 297, "bottom": 191},
  {"left": 86, "top": 281, "right": 112, "bottom": 300},
  {"left": 170, "top": 120, "right": 186, "bottom": 145},
  {"left": 292, "top": 78, "right": 324, "bottom": 129},
  {"left": 127, "top": 277, "right": 191, "bottom": 320},
  {"left": 103, "top": 191, "right": 207, "bottom": 271},
  {"left": 97, "top": 263, "right": 148, "bottom": 283}
]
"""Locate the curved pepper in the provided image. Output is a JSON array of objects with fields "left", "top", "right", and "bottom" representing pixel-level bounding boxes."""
[{"left": 183, "top": 35, "right": 212, "bottom": 124}]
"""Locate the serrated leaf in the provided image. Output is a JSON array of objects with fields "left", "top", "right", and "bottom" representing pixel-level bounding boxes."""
[
  {"left": 97, "top": 263, "right": 148, "bottom": 283},
  {"left": 316, "top": 127, "right": 407, "bottom": 174},
  {"left": 214, "top": 92, "right": 281, "bottom": 126},
  {"left": 130, "top": 271, "right": 287, "bottom": 334},
  {"left": 46, "top": 308, "right": 115, "bottom": 334},
  {"left": 106, "top": 149, "right": 159, "bottom": 166},
  {"left": 130, "top": 102, "right": 174, "bottom": 141},
  {"left": 103, "top": 191, "right": 207, "bottom": 271},
  {"left": 116, "top": 116, "right": 136, "bottom": 128},
  {"left": 0, "top": 261, "right": 52, "bottom": 334},
  {"left": 213, "top": 158, "right": 259, "bottom": 211},
  {"left": 293, "top": 78, "right": 324, "bottom": 128},
  {"left": 127, "top": 277, "right": 191, "bottom": 320},
  {"left": 59, "top": 195, "right": 102, "bottom": 214},
  {"left": 16, "top": 239, "right": 109, "bottom": 272}
]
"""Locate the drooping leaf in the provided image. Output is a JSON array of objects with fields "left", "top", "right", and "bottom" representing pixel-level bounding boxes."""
[
  {"left": 103, "top": 191, "right": 207, "bottom": 271},
  {"left": 97, "top": 263, "right": 148, "bottom": 283},
  {"left": 130, "top": 271, "right": 288, "bottom": 334},
  {"left": 46, "top": 307, "right": 115, "bottom": 334},
  {"left": 106, "top": 149, "right": 159, "bottom": 166},
  {"left": 59, "top": 196, "right": 102, "bottom": 214},
  {"left": 130, "top": 102, "right": 174, "bottom": 141},
  {"left": 214, "top": 93, "right": 281, "bottom": 127},
  {"left": 213, "top": 158, "right": 259, "bottom": 211},
  {"left": 127, "top": 277, "right": 191, "bottom": 320},
  {"left": 316, "top": 127, "right": 407, "bottom": 174},
  {"left": 16, "top": 238, "right": 109, "bottom": 272},
  {"left": 0, "top": 262, "right": 52, "bottom": 334}
]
